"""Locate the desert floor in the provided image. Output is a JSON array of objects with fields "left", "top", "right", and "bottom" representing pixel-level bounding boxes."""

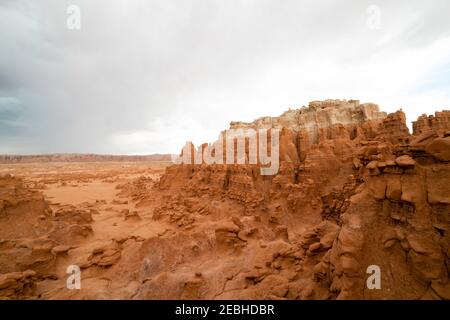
[{"left": 0, "top": 161, "right": 172, "bottom": 298}]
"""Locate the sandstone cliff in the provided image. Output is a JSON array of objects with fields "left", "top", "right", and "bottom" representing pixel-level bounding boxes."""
[
  {"left": 1, "top": 100, "right": 449, "bottom": 300},
  {"left": 149, "top": 100, "right": 450, "bottom": 299}
]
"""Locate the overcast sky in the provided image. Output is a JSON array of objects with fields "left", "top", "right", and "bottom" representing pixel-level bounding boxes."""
[{"left": 1, "top": 0, "right": 449, "bottom": 154}]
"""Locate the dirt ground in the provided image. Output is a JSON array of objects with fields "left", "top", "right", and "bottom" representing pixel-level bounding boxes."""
[{"left": 0, "top": 161, "right": 174, "bottom": 299}]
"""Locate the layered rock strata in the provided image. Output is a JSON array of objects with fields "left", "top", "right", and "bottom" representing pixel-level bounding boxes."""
[{"left": 149, "top": 100, "right": 450, "bottom": 299}]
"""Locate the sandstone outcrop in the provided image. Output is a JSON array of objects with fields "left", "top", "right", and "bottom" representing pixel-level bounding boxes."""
[
  {"left": 0, "top": 175, "right": 95, "bottom": 298},
  {"left": 1, "top": 99, "right": 449, "bottom": 300},
  {"left": 147, "top": 99, "right": 450, "bottom": 300}
]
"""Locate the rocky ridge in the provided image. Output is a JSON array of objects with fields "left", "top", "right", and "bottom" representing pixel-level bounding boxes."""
[
  {"left": 151, "top": 99, "right": 450, "bottom": 299},
  {"left": 0, "top": 154, "right": 172, "bottom": 164},
  {"left": 1, "top": 99, "right": 449, "bottom": 300}
]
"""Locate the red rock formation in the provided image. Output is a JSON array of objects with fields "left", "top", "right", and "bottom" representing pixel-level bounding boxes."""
[
  {"left": 2, "top": 99, "right": 449, "bottom": 300},
  {"left": 413, "top": 110, "right": 450, "bottom": 135},
  {"left": 146, "top": 100, "right": 450, "bottom": 300},
  {"left": 0, "top": 175, "right": 96, "bottom": 298}
]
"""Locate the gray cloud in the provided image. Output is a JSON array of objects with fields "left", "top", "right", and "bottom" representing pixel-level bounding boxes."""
[{"left": 1, "top": 0, "right": 450, "bottom": 154}]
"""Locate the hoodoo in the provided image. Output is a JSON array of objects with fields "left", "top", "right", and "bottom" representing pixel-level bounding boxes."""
[{"left": 1, "top": 99, "right": 449, "bottom": 300}]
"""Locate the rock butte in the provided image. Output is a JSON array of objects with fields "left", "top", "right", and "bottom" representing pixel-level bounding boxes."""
[{"left": 1, "top": 99, "right": 450, "bottom": 300}]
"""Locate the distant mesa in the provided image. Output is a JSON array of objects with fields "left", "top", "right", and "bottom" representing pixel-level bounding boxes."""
[{"left": 0, "top": 153, "right": 173, "bottom": 164}]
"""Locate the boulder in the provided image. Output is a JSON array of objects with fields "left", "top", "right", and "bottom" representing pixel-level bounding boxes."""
[
  {"left": 395, "top": 155, "right": 416, "bottom": 167},
  {"left": 425, "top": 137, "right": 450, "bottom": 161}
]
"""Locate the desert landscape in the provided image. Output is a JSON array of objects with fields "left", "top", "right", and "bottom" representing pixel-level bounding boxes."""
[{"left": 1, "top": 99, "right": 449, "bottom": 300}]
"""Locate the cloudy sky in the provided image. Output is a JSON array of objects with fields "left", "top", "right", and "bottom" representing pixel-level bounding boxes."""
[{"left": 1, "top": 0, "right": 449, "bottom": 155}]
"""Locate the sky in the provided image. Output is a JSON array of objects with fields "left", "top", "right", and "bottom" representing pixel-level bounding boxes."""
[{"left": 1, "top": 0, "right": 449, "bottom": 155}]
